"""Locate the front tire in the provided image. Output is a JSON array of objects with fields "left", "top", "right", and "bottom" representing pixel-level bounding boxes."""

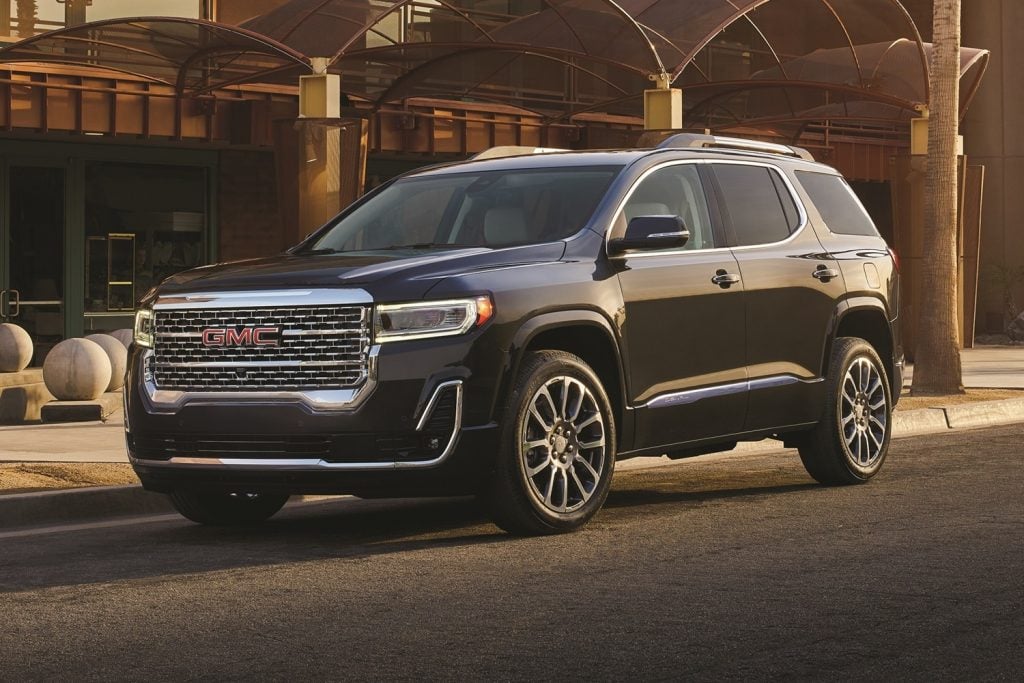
[
  {"left": 798, "top": 337, "right": 893, "bottom": 485},
  {"left": 169, "top": 491, "right": 289, "bottom": 525},
  {"left": 486, "top": 350, "right": 616, "bottom": 535}
]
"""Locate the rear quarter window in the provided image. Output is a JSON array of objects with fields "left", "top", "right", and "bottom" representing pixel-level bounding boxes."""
[{"left": 797, "top": 171, "right": 880, "bottom": 237}]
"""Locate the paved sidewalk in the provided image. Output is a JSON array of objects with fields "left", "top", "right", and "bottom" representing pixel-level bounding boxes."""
[
  {"left": 1, "top": 346, "right": 1022, "bottom": 464},
  {"left": 903, "top": 345, "right": 1024, "bottom": 388}
]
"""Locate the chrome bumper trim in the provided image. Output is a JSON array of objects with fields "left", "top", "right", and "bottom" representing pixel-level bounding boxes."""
[{"left": 131, "top": 380, "right": 465, "bottom": 471}]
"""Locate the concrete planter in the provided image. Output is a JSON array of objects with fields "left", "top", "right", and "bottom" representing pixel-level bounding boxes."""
[
  {"left": 42, "top": 338, "right": 112, "bottom": 401},
  {"left": 85, "top": 334, "right": 128, "bottom": 391},
  {"left": 0, "top": 323, "right": 34, "bottom": 373},
  {"left": 110, "top": 328, "right": 134, "bottom": 350}
]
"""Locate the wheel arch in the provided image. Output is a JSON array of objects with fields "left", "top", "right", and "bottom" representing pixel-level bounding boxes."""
[
  {"left": 499, "top": 311, "right": 629, "bottom": 447},
  {"left": 825, "top": 298, "right": 897, "bottom": 395}
]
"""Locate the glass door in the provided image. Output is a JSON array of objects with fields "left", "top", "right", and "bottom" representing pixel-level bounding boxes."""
[{"left": 1, "top": 165, "right": 66, "bottom": 366}]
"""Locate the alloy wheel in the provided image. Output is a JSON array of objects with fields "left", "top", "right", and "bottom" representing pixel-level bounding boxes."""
[
  {"left": 841, "top": 356, "right": 888, "bottom": 468},
  {"left": 520, "top": 375, "right": 607, "bottom": 514}
]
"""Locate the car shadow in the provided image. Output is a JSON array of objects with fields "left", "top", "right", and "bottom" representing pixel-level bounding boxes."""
[{"left": 1, "top": 463, "right": 822, "bottom": 593}]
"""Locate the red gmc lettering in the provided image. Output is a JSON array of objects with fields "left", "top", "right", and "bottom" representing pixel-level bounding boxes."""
[
  {"left": 201, "top": 329, "right": 225, "bottom": 346},
  {"left": 224, "top": 328, "right": 253, "bottom": 346},
  {"left": 253, "top": 328, "right": 279, "bottom": 346},
  {"left": 201, "top": 327, "right": 280, "bottom": 347}
]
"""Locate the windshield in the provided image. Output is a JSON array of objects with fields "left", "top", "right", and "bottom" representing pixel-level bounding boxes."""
[{"left": 304, "top": 166, "right": 622, "bottom": 253}]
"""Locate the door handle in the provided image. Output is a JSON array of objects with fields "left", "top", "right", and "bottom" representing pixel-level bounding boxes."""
[
  {"left": 711, "top": 270, "right": 741, "bottom": 289},
  {"left": 0, "top": 290, "right": 7, "bottom": 318},
  {"left": 7, "top": 289, "right": 20, "bottom": 318},
  {"left": 812, "top": 265, "right": 839, "bottom": 283}
]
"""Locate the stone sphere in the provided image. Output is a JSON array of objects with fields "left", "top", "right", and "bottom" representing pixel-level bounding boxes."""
[
  {"left": 85, "top": 334, "right": 128, "bottom": 391},
  {"left": 0, "top": 323, "right": 33, "bottom": 372},
  {"left": 109, "top": 328, "right": 134, "bottom": 350},
  {"left": 43, "top": 338, "right": 112, "bottom": 401}
]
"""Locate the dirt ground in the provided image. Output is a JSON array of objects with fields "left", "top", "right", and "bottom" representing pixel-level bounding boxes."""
[
  {"left": 0, "top": 463, "right": 137, "bottom": 494},
  {"left": 896, "top": 388, "right": 1024, "bottom": 411},
  {"left": 1, "top": 389, "right": 1020, "bottom": 494}
]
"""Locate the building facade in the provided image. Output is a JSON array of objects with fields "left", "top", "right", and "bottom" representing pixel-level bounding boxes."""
[{"left": 0, "top": 0, "right": 1020, "bottom": 366}]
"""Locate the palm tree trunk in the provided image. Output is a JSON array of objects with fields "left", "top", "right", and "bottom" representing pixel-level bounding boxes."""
[
  {"left": 15, "top": 0, "right": 37, "bottom": 38},
  {"left": 912, "top": 0, "right": 965, "bottom": 396}
]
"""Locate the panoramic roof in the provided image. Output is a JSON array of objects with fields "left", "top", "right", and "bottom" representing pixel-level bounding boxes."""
[{"left": 0, "top": 0, "right": 989, "bottom": 132}]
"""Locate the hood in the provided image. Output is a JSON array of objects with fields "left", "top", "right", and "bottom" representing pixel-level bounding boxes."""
[{"left": 154, "top": 243, "right": 567, "bottom": 299}]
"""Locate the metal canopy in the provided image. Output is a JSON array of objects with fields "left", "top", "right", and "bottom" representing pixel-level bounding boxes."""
[{"left": 0, "top": 0, "right": 990, "bottom": 131}]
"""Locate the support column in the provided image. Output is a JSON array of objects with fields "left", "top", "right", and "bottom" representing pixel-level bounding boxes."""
[{"left": 273, "top": 59, "right": 368, "bottom": 242}]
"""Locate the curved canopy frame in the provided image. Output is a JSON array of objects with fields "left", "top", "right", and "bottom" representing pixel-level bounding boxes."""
[{"left": 0, "top": 0, "right": 990, "bottom": 132}]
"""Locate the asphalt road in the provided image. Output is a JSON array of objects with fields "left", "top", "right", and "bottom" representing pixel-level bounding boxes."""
[{"left": 2, "top": 424, "right": 1022, "bottom": 681}]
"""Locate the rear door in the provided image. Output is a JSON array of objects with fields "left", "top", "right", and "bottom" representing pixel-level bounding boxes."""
[
  {"left": 614, "top": 161, "right": 747, "bottom": 449},
  {"left": 708, "top": 161, "right": 844, "bottom": 431}
]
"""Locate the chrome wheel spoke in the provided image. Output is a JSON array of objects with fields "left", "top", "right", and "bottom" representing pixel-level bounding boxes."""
[
  {"left": 527, "top": 459, "right": 551, "bottom": 477},
  {"left": 528, "top": 404, "right": 551, "bottom": 431},
  {"left": 575, "top": 454, "right": 600, "bottom": 481},
  {"left": 538, "top": 386, "right": 559, "bottom": 420},
  {"left": 579, "top": 437, "right": 605, "bottom": 450},
  {"left": 523, "top": 438, "right": 549, "bottom": 451},
  {"left": 559, "top": 377, "right": 570, "bottom": 420},
  {"left": 570, "top": 467, "right": 592, "bottom": 503},
  {"left": 543, "top": 467, "right": 557, "bottom": 507}
]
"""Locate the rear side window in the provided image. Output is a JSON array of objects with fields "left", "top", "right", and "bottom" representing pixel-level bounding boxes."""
[
  {"left": 796, "top": 171, "right": 879, "bottom": 236},
  {"left": 712, "top": 164, "right": 800, "bottom": 246}
]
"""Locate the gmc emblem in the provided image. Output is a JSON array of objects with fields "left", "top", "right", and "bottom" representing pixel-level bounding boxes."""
[{"left": 201, "top": 327, "right": 281, "bottom": 347}]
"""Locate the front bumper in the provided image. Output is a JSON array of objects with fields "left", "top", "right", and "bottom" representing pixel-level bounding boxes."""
[{"left": 125, "top": 331, "right": 505, "bottom": 495}]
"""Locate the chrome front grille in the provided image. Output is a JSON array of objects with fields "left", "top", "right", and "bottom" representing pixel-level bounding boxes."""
[{"left": 152, "top": 305, "right": 370, "bottom": 391}]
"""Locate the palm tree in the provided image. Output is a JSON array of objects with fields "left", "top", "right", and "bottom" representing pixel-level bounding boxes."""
[
  {"left": 15, "top": 0, "right": 37, "bottom": 38},
  {"left": 912, "top": 0, "right": 965, "bottom": 396}
]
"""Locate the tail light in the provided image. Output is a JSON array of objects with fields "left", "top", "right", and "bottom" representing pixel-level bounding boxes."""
[{"left": 887, "top": 247, "right": 900, "bottom": 272}]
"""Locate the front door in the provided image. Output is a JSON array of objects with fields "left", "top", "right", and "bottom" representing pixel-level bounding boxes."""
[
  {"left": 1, "top": 165, "right": 67, "bottom": 366},
  {"left": 613, "top": 162, "right": 747, "bottom": 450}
]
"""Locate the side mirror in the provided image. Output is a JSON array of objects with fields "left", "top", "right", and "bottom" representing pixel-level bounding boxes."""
[{"left": 608, "top": 215, "right": 689, "bottom": 255}]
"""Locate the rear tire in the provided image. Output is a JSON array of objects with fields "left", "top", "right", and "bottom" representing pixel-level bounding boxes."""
[
  {"left": 798, "top": 337, "right": 892, "bottom": 485},
  {"left": 486, "top": 350, "right": 616, "bottom": 535},
  {"left": 169, "top": 491, "right": 289, "bottom": 525}
]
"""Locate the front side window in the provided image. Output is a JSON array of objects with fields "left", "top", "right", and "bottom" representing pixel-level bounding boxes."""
[
  {"left": 712, "top": 164, "right": 801, "bottom": 247},
  {"left": 611, "top": 164, "right": 716, "bottom": 250},
  {"left": 305, "top": 166, "right": 622, "bottom": 253}
]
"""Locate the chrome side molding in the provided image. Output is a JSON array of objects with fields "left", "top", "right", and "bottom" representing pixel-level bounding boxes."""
[{"left": 644, "top": 374, "right": 823, "bottom": 410}]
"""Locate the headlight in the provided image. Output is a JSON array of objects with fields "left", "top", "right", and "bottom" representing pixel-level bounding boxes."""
[
  {"left": 375, "top": 296, "right": 494, "bottom": 342},
  {"left": 134, "top": 308, "right": 154, "bottom": 348}
]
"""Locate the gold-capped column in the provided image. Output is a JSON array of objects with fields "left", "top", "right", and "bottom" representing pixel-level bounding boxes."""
[
  {"left": 643, "top": 72, "right": 682, "bottom": 131},
  {"left": 299, "top": 57, "right": 341, "bottom": 119}
]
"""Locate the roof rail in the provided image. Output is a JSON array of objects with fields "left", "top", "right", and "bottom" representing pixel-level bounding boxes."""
[
  {"left": 471, "top": 146, "right": 569, "bottom": 161},
  {"left": 654, "top": 133, "right": 815, "bottom": 162}
]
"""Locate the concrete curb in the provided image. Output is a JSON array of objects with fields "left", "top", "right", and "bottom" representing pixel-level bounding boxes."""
[
  {"left": 2, "top": 398, "right": 1023, "bottom": 531},
  {"left": 0, "top": 485, "right": 174, "bottom": 530}
]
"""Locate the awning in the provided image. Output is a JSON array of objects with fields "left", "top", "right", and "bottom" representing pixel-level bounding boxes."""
[{"left": 0, "top": 0, "right": 990, "bottom": 130}]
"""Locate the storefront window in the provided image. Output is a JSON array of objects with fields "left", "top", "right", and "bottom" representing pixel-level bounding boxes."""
[
  {"left": 2, "top": 1, "right": 205, "bottom": 39},
  {"left": 84, "top": 163, "right": 208, "bottom": 321}
]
